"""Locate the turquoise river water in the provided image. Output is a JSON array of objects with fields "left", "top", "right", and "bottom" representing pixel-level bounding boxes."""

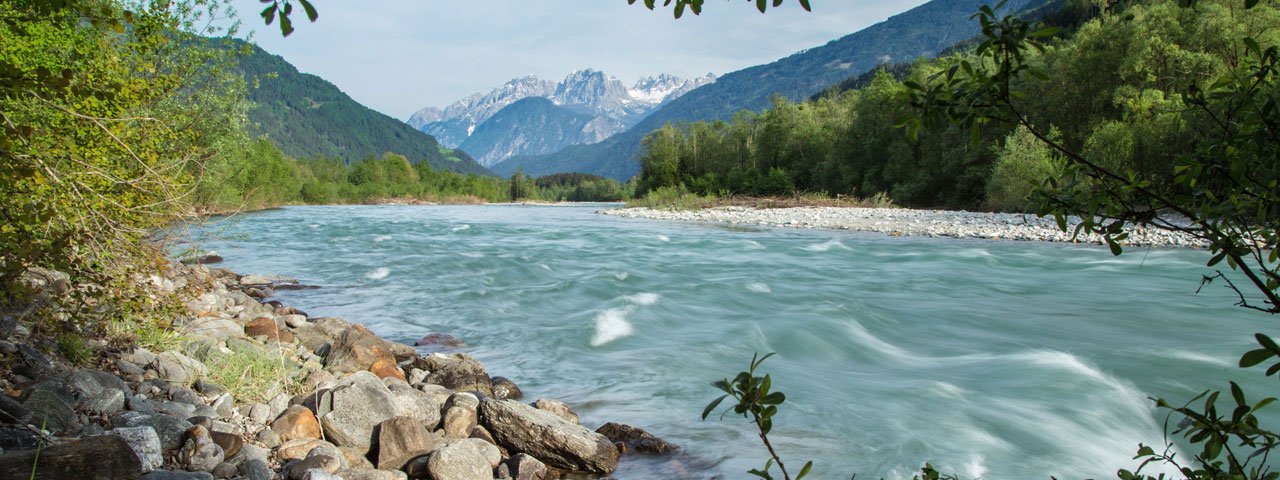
[{"left": 187, "top": 204, "right": 1273, "bottom": 479}]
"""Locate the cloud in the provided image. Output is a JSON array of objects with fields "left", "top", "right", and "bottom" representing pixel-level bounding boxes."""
[{"left": 235, "top": 0, "right": 926, "bottom": 119}]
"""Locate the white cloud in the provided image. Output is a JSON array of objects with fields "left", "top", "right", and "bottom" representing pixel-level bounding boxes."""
[{"left": 235, "top": 0, "right": 927, "bottom": 119}]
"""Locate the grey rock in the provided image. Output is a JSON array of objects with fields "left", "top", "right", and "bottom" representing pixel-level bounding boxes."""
[
  {"left": 171, "top": 387, "right": 205, "bottom": 406},
  {"left": 418, "top": 353, "right": 492, "bottom": 395},
  {"left": 126, "top": 348, "right": 158, "bottom": 367},
  {"left": 239, "top": 459, "right": 272, "bottom": 480},
  {"left": 532, "top": 399, "right": 578, "bottom": 425},
  {"left": 185, "top": 318, "right": 245, "bottom": 341},
  {"left": 154, "top": 351, "right": 208, "bottom": 385},
  {"left": 490, "top": 377, "right": 522, "bottom": 400},
  {"left": 15, "top": 343, "right": 55, "bottom": 379},
  {"left": 423, "top": 438, "right": 501, "bottom": 480},
  {"left": 117, "top": 359, "right": 148, "bottom": 378},
  {"left": 442, "top": 393, "right": 479, "bottom": 439},
  {"left": 505, "top": 453, "right": 552, "bottom": 480},
  {"left": 256, "top": 428, "right": 282, "bottom": 448},
  {"left": 281, "top": 314, "right": 308, "bottom": 328},
  {"left": 211, "top": 462, "right": 238, "bottom": 479},
  {"left": 480, "top": 399, "right": 618, "bottom": 473},
  {"left": 114, "top": 410, "right": 195, "bottom": 451},
  {"left": 285, "top": 454, "right": 343, "bottom": 480},
  {"left": 193, "top": 380, "right": 228, "bottom": 398},
  {"left": 177, "top": 425, "right": 225, "bottom": 472},
  {"left": 0, "top": 394, "right": 32, "bottom": 425},
  {"left": 237, "top": 443, "right": 271, "bottom": 464},
  {"left": 108, "top": 426, "right": 164, "bottom": 472},
  {"left": 62, "top": 369, "right": 131, "bottom": 415},
  {"left": 142, "top": 471, "right": 216, "bottom": 480},
  {"left": 21, "top": 380, "right": 79, "bottom": 433},
  {"left": 386, "top": 382, "right": 440, "bottom": 430},
  {"left": 407, "top": 368, "right": 428, "bottom": 386},
  {"left": 337, "top": 468, "right": 408, "bottom": 480},
  {"left": 0, "top": 427, "right": 37, "bottom": 451},
  {"left": 249, "top": 403, "right": 272, "bottom": 424},
  {"left": 595, "top": 422, "right": 678, "bottom": 455},
  {"left": 317, "top": 371, "right": 399, "bottom": 450}
]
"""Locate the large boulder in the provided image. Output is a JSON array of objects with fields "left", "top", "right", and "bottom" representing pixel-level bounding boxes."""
[
  {"left": 479, "top": 399, "right": 618, "bottom": 473},
  {"left": 113, "top": 411, "right": 195, "bottom": 452},
  {"left": 183, "top": 318, "right": 244, "bottom": 341},
  {"left": 317, "top": 372, "right": 399, "bottom": 451},
  {"left": 21, "top": 379, "right": 79, "bottom": 433},
  {"left": 325, "top": 325, "right": 406, "bottom": 381},
  {"left": 442, "top": 393, "right": 479, "bottom": 439},
  {"left": 62, "top": 369, "right": 130, "bottom": 415},
  {"left": 386, "top": 382, "right": 441, "bottom": 429},
  {"left": 417, "top": 354, "right": 492, "bottom": 395}
]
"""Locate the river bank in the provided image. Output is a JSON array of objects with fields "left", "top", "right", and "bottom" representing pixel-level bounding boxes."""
[
  {"left": 601, "top": 205, "right": 1208, "bottom": 248},
  {"left": 0, "top": 261, "right": 675, "bottom": 479}
]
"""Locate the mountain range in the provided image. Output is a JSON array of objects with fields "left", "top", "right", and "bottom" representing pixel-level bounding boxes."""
[
  {"left": 234, "top": 41, "right": 490, "bottom": 176},
  {"left": 490, "top": 0, "right": 1042, "bottom": 180},
  {"left": 406, "top": 70, "right": 715, "bottom": 166}
]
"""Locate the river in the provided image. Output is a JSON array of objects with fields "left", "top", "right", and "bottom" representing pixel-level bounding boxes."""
[{"left": 186, "top": 204, "right": 1270, "bottom": 479}]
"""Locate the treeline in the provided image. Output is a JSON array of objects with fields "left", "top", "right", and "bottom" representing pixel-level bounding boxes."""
[
  {"left": 636, "top": 0, "right": 1279, "bottom": 212},
  {"left": 194, "top": 139, "right": 630, "bottom": 212}
]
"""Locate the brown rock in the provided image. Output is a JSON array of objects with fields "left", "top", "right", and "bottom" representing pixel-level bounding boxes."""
[
  {"left": 272, "top": 405, "right": 322, "bottom": 443},
  {"left": 532, "top": 399, "right": 579, "bottom": 425},
  {"left": 490, "top": 376, "right": 522, "bottom": 400},
  {"left": 370, "top": 357, "right": 406, "bottom": 382},
  {"left": 210, "top": 431, "right": 244, "bottom": 459},
  {"left": 480, "top": 399, "right": 618, "bottom": 473},
  {"left": 325, "top": 324, "right": 400, "bottom": 377},
  {"left": 594, "top": 422, "right": 678, "bottom": 455},
  {"left": 278, "top": 438, "right": 338, "bottom": 461},
  {"left": 245, "top": 317, "right": 290, "bottom": 342},
  {"left": 414, "top": 333, "right": 465, "bottom": 348},
  {"left": 375, "top": 416, "right": 436, "bottom": 470}
]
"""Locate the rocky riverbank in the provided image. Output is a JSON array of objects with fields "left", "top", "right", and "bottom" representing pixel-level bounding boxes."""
[
  {"left": 601, "top": 206, "right": 1208, "bottom": 248},
  {"left": 0, "top": 263, "right": 675, "bottom": 479}
]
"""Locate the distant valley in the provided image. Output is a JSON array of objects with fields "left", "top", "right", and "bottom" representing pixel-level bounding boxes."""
[{"left": 406, "top": 70, "right": 715, "bottom": 167}]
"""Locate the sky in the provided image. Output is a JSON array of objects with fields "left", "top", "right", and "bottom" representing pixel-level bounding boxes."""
[{"left": 232, "top": 0, "right": 927, "bottom": 121}]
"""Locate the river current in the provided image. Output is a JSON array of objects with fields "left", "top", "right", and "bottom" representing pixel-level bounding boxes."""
[{"left": 186, "top": 204, "right": 1270, "bottom": 479}]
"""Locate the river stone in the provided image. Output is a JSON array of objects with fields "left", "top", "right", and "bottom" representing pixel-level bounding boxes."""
[
  {"left": 177, "top": 425, "right": 224, "bottom": 472},
  {"left": 239, "top": 459, "right": 272, "bottom": 480},
  {"left": 422, "top": 439, "right": 500, "bottom": 480},
  {"left": 490, "top": 376, "right": 522, "bottom": 400},
  {"left": 337, "top": 468, "right": 408, "bottom": 480},
  {"left": 386, "top": 382, "right": 440, "bottom": 429},
  {"left": 154, "top": 351, "right": 208, "bottom": 386},
  {"left": 532, "top": 399, "right": 579, "bottom": 425},
  {"left": 413, "top": 333, "right": 464, "bottom": 349},
  {"left": 63, "top": 368, "right": 130, "bottom": 415},
  {"left": 418, "top": 353, "right": 492, "bottom": 395},
  {"left": 114, "top": 411, "right": 195, "bottom": 451},
  {"left": 376, "top": 416, "right": 435, "bottom": 470},
  {"left": 142, "top": 471, "right": 215, "bottom": 480},
  {"left": 184, "top": 318, "right": 244, "bottom": 341},
  {"left": 108, "top": 426, "right": 164, "bottom": 472},
  {"left": 504, "top": 453, "right": 552, "bottom": 480},
  {"left": 318, "top": 371, "right": 400, "bottom": 450},
  {"left": 595, "top": 422, "right": 678, "bottom": 454},
  {"left": 480, "top": 399, "right": 619, "bottom": 473},
  {"left": 21, "top": 380, "right": 79, "bottom": 433},
  {"left": 0, "top": 393, "right": 32, "bottom": 425},
  {"left": 15, "top": 343, "right": 56, "bottom": 379},
  {"left": 238, "top": 275, "right": 274, "bottom": 287},
  {"left": 278, "top": 438, "right": 338, "bottom": 461},
  {"left": 210, "top": 431, "right": 243, "bottom": 459},
  {"left": 442, "top": 393, "right": 479, "bottom": 439},
  {"left": 281, "top": 314, "right": 308, "bottom": 328},
  {"left": 325, "top": 324, "right": 406, "bottom": 381},
  {"left": 272, "top": 405, "right": 322, "bottom": 442},
  {"left": 211, "top": 462, "right": 238, "bottom": 479},
  {"left": 285, "top": 453, "right": 342, "bottom": 480},
  {"left": 245, "top": 317, "right": 293, "bottom": 343}
]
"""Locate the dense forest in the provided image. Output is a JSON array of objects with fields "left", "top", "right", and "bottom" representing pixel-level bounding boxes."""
[{"left": 635, "top": 0, "right": 1280, "bottom": 212}]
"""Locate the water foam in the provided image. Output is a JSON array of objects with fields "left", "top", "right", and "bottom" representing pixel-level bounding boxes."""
[
  {"left": 452, "top": 224, "right": 471, "bottom": 232},
  {"left": 624, "top": 293, "right": 660, "bottom": 306},
  {"left": 746, "top": 282, "right": 772, "bottom": 294},
  {"left": 590, "top": 307, "right": 635, "bottom": 346},
  {"left": 657, "top": 235, "right": 670, "bottom": 242},
  {"left": 742, "top": 240, "right": 766, "bottom": 250},
  {"left": 804, "top": 238, "right": 851, "bottom": 252},
  {"left": 460, "top": 252, "right": 484, "bottom": 258},
  {"left": 365, "top": 267, "right": 390, "bottom": 280},
  {"left": 614, "top": 272, "right": 630, "bottom": 281},
  {"left": 373, "top": 235, "right": 391, "bottom": 242}
]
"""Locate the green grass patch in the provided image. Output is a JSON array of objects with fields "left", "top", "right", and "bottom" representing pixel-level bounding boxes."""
[{"left": 201, "top": 345, "right": 305, "bottom": 404}]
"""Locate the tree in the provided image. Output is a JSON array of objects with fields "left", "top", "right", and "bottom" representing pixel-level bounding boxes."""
[{"left": 903, "top": 1, "right": 1280, "bottom": 477}]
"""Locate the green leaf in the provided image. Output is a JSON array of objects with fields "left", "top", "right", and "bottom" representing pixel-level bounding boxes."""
[
  {"left": 797, "top": 461, "right": 814, "bottom": 479},
  {"left": 1240, "top": 348, "right": 1275, "bottom": 368},
  {"left": 798, "top": 0, "right": 812, "bottom": 11},
  {"left": 261, "top": 5, "right": 276, "bottom": 24},
  {"left": 279, "top": 14, "right": 294, "bottom": 37},
  {"left": 702, "top": 394, "right": 728, "bottom": 420},
  {"left": 756, "top": 0, "right": 767, "bottom": 13},
  {"left": 298, "top": 0, "right": 319, "bottom": 21}
]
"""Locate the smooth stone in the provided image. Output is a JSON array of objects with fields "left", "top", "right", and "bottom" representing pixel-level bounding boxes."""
[
  {"left": 376, "top": 416, "right": 436, "bottom": 470},
  {"left": 490, "top": 376, "right": 522, "bottom": 401},
  {"left": 386, "top": 382, "right": 440, "bottom": 430},
  {"left": 113, "top": 411, "right": 195, "bottom": 451},
  {"left": 422, "top": 439, "right": 500, "bottom": 480},
  {"left": 177, "top": 425, "right": 225, "bottom": 472},
  {"left": 107, "top": 426, "right": 164, "bottom": 472},
  {"left": 272, "top": 405, "right": 322, "bottom": 442},
  {"left": 316, "top": 371, "right": 399, "bottom": 450},
  {"left": 238, "top": 459, "right": 272, "bottom": 480}
]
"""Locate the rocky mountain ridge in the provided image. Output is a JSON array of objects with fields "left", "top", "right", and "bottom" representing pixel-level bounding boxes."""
[{"left": 407, "top": 70, "right": 715, "bottom": 166}]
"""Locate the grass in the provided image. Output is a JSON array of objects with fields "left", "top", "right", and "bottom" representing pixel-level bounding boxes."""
[
  {"left": 627, "top": 186, "right": 898, "bottom": 210},
  {"left": 55, "top": 335, "right": 92, "bottom": 366},
  {"left": 201, "top": 344, "right": 305, "bottom": 403},
  {"left": 106, "top": 316, "right": 186, "bottom": 353}
]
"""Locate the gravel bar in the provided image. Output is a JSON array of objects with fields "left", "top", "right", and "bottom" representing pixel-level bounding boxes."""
[{"left": 600, "top": 206, "right": 1208, "bottom": 248}]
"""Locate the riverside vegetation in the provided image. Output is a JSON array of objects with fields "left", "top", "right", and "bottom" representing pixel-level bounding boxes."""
[{"left": 2, "top": 0, "right": 1278, "bottom": 479}]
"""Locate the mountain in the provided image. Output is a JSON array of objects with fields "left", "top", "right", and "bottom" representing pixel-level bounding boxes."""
[
  {"left": 235, "top": 42, "right": 490, "bottom": 176},
  {"left": 407, "top": 70, "right": 715, "bottom": 166},
  {"left": 490, "top": 0, "right": 1042, "bottom": 180},
  {"left": 458, "top": 97, "right": 624, "bottom": 167}
]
